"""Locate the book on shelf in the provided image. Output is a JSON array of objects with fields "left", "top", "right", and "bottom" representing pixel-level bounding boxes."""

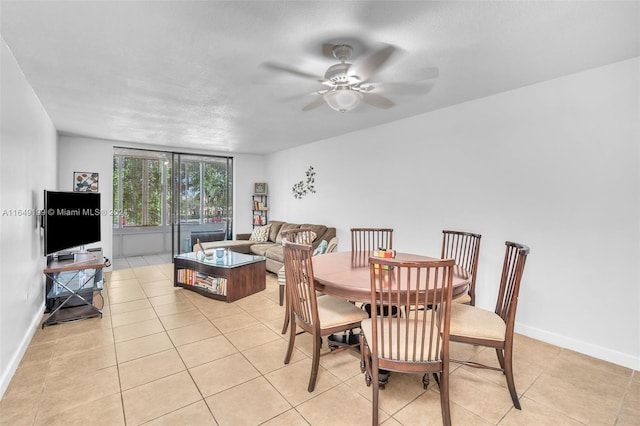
[
  {"left": 253, "top": 200, "right": 267, "bottom": 211},
  {"left": 177, "top": 269, "right": 227, "bottom": 296}
]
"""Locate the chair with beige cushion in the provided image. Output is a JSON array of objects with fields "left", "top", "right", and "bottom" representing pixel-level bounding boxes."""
[
  {"left": 279, "top": 236, "right": 339, "bottom": 305},
  {"left": 279, "top": 232, "right": 338, "bottom": 333},
  {"left": 441, "top": 230, "right": 482, "bottom": 305},
  {"left": 449, "top": 241, "right": 530, "bottom": 409},
  {"left": 283, "top": 237, "right": 368, "bottom": 392},
  {"left": 360, "top": 257, "right": 455, "bottom": 426},
  {"left": 280, "top": 228, "right": 317, "bottom": 332}
]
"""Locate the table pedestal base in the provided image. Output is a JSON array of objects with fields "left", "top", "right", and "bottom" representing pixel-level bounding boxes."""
[{"left": 327, "top": 331, "right": 360, "bottom": 350}]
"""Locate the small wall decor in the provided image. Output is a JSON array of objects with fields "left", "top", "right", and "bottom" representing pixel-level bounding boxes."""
[
  {"left": 74, "top": 172, "right": 99, "bottom": 192},
  {"left": 254, "top": 182, "right": 268, "bottom": 195},
  {"left": 292, "top": 166, "right": 316, "bottom": 199}
]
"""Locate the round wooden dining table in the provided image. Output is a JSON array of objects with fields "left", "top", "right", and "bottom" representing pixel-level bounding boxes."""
[{"left": 312, "top": 251, "right": 470, "bottom": 302}]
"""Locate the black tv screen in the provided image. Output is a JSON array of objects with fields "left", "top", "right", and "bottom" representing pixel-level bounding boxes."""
[{"left": 44, "top": 190, "right": 101, "bottom": 255}]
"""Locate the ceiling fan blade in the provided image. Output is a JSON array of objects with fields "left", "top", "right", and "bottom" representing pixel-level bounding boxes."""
[
  {"left": 415, "top": 66, "right": 439, "bottom": 80},
  {"left": 363, "top": 93, "right": 394, "bottom": 109},
  {"left": 369, "top": 80, "right": 436, "bottom": 96},
  {"left": 392, "top": 66, "right": 440, "bottom": 82},
  {"left": 348, "top": 44, "right": 396, "bottom": 82},
  {"left": 302, "top": 96, "right": 326, "bottom": 111},
  {"left": 261, "top": 61, "right": 325, "bottom": 82},
  {"left": 276, "top": 91, "right": 318, "bottom": 102}
]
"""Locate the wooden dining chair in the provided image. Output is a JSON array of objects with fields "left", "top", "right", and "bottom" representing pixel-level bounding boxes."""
[
  {"left": 442, "top": 230, "right": 482, "bottom": 305},
  {"left": 449, "top": 241, "right": 530, "bottom": 409},
  {"left": 351, "top": 228, "right": 393, "bottom": 253},
  {"left": 360, "top": 257, "right": 455, "bottom": 426},
  {"left": 280, "top": 228, "right": 320, "bottom": 334},
  {"left": 283, "top": 238, "right": 368, "bottom": 392},
  {"left": 350, "top": 228, "right": 393, "bottom": 269}
]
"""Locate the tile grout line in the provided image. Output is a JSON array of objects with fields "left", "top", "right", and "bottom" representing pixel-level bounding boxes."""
[{"left": 105, "top": 268, "right": 130, "bottom": 426}]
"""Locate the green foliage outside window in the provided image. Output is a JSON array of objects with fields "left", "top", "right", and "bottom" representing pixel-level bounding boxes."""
[
  {"left": 180, "top": 160, "right": 228, "bottom": 223},
  {"left": 118, "top": 157, "right": 163, "bottom": 226},
  {"left": 113, "top": 148, "right": 231, "bottom": 229}
]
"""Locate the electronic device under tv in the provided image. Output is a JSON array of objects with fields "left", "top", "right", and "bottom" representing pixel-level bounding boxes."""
[{"left": 43, "top": 190, "right": 101, "bottom": 257}]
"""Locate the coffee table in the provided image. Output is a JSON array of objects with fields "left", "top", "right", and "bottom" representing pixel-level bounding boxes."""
[{"left": 174, "top": 251, "right": 266, "bottom": 302}]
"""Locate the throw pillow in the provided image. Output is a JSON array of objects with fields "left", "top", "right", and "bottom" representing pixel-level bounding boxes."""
[
  {"left": 249, "top": 224, "right": 271, "bottom": 242},
  {"left": 295, "top": 231, "right": 317, "bottom": 245},
  {"left": 275, "top": 223, "right": 300, "bottom": 244},
  {"left": 313, "top": 240, "right": 328, "bottom": 256}
]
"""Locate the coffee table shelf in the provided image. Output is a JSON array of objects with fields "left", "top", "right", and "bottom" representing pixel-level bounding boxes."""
[{"left": 174, "top": 251, "right": 266, "bottom": 302}]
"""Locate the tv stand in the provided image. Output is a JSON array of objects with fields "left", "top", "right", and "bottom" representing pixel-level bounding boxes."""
[{"left": 43, "top": 249, "right": 107, "bottom": 328}]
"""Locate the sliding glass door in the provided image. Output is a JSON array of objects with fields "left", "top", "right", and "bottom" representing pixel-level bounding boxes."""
[
  {"left": 113, "top": 147, "right": 232, "bottom": 259},
  {"left": 173, "top": 154, "right": 233, "bottom": 255}
]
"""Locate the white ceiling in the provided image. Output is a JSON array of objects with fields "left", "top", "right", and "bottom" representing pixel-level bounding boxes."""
[{"left": 1, "top": 1, "right": 638, "bottom": 154}]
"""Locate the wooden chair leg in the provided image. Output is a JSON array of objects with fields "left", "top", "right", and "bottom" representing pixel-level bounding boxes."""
[
  {"left": 308, "top": 334, "right": 321, "bottom": 392},
  {"left": 281, "top": 297, "right": 290, "bottom": 334},
  {"left": 284, "top": 318, "right": 296, "bottom": 364},
  {"left": 359, "top": 333, "right": 366, "bottom": 373},
  {"left": 496, "top": 348, "right": 506, "bottom": 370},
  {"left": 372, "top": 372, "right": 379, "bottom": 426},
  {"left": 503, "top": 347, "right": 521, "bottom": 409},
  {"left": 439, "top": 370, "right": 452, "bottom": 426}
]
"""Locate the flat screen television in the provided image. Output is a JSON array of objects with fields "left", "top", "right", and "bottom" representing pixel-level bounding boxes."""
[{"left": 43, "top": 190, "right": 101, "bottom": 256}]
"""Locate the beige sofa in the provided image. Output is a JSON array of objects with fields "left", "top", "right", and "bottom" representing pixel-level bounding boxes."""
[{"left": 196, "top": 220, "right": 336, "bottom": 274}]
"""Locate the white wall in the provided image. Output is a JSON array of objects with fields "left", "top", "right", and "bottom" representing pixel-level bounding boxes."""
[
  {"left": 0, "top": 38, "right": 58, "bottom": 397},
  {"left": 57, "top": 136, "right": 114, "bottom": 259},
  {"left": 265, "top": 58, "right": 640, "bottom": 370}
]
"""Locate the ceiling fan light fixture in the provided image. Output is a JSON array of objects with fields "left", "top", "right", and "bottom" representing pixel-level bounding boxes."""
[{"left": 323, "top": 87, "right": 362, "bottom": 113}]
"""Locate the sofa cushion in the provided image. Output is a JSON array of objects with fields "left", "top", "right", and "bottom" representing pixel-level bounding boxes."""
[
  {"left": 249, "top": 243, "right": 274, "bottom": 256},
  {"left": 265, "top": 245, "right": 285, "bottom": 263},
  {"left": 249, "top": 224, "right": 271, "bottom": 242},
  {"left": 300, "top": 224, "right": 327, "bottom": 240},
  {"left": 275, "top": 223, "right": 301, "bottom": 244},
  {"left": 268, "top": 221, "right": 284, "bottom": 242}
]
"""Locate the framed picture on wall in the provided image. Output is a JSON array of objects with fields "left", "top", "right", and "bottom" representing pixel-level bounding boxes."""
[
  {"left": 74, "top": 172, "right": 99, "bottom": 192},
  {"left": 254, "top": 182, "right": 267, "bottom": 195}
]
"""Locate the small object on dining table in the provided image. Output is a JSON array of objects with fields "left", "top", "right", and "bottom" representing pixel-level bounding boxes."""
[
  {"left": 372, "top": 248, "right": 396, "bottom": 271},
  {"left": 373, "top": 248, "right": 396, "bottom": 258}
]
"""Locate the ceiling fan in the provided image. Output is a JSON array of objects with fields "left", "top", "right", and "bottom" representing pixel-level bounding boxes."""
[{"left": 262, "top": 42, "right": 437, "bottom": 113}]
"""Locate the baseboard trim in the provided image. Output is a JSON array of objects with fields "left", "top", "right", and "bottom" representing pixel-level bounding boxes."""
[
  {"left": 0, "top": 304, "right": 43, "bottom": 399},
  {"left": 515, "top": 322, "right": 639, "bottom": 371}
]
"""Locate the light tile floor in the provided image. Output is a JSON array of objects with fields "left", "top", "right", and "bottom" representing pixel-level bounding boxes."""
[
  {"left": 111, "top": 253, "right": 173, "bottom": 270},
  {"left": 1, "top": 263, "right": 638, "bottom": 425}
]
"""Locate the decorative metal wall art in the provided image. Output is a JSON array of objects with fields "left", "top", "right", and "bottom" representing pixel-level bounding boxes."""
[{"left": 292, "top": 166, "right": 316, "bottom": 199}]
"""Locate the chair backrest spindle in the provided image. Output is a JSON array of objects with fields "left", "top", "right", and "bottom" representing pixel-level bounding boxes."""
[
  {"left": 495, "top": 241, "right": 529, "bottom": 325},
  {"left": 351, "top": 228, "right": 393, "bottom": 253},
  {"left": 441, "top": 230, "right": 481, "bottom": 305}
]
